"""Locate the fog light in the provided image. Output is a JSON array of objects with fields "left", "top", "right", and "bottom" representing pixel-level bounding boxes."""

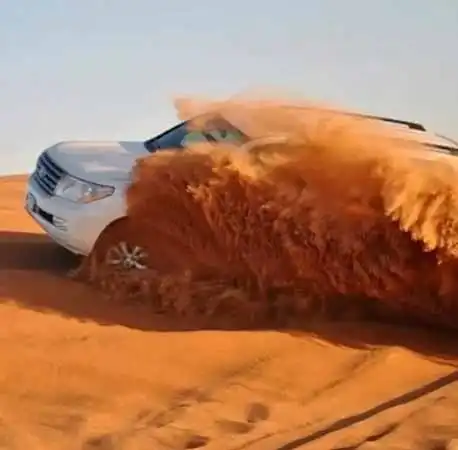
[{"left": 52, "top": 216, "right": 67, "bottom": 231}]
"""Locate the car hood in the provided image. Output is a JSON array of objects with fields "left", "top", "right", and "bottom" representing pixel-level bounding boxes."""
[{"left": 45, "top": 140, "right": 149, "bottom": 184}]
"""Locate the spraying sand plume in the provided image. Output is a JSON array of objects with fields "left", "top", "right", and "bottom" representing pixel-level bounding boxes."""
[{"left": 81, "top": 98, "right": 458, "bottom": 330}]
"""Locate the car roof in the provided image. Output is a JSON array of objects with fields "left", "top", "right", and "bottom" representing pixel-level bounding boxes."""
[
  {"left": 183, "top": 101, "right": 458, "bottom": 155},
  {"left": 231, "top": 104, "right": 458, "bottom": 155}
]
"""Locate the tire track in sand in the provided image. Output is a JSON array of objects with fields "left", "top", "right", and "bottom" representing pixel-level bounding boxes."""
[{"left": 236, "top": 369, "right": 458, "bottom": 449}]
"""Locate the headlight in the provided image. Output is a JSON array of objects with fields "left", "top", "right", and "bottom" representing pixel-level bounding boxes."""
[{"left": 55, "top": 175, "right": 114, "bottom": 203}]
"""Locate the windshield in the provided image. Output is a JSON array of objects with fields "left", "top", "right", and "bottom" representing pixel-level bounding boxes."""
[{"left": 144, "top": 116, "right": 247, "bottom": 152}]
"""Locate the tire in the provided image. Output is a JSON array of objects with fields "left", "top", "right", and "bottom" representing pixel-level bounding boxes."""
[{"left": 92, "top": 218, "right": 151, "bottom": 271}]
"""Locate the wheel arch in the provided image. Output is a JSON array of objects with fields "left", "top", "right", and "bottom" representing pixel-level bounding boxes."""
[{"left": 91, "top": 216, "right": 130, "bottom": 251}]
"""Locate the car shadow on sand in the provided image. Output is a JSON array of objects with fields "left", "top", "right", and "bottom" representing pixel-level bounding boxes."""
[
  {"left": 0, "top": 230, "right": 187, "bottom": 331},
  {"left": 0, "top": 230, "right": 79, "bottom": 271},
  {"left": 1, "top": 230, "right": 458, "bottom": 363}
]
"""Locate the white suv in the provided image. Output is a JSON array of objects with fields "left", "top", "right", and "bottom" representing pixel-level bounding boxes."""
[
  {"left": 25, "top": 115, "right": 246, "bottom": 270},
  {"left": 25, "top": 111, "right": 458, "bottom": 271}
]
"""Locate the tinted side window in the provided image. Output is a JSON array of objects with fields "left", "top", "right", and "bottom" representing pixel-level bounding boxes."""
[
  {"left": 145, "top": 118, "right": 246, "bottom": 152},
  {"left": 181, "top": 128, "right": 245, "bottom": 147}
]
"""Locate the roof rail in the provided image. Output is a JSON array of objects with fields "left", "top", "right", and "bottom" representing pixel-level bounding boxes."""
[
  {"left": 283, "top": 105, "right": 427, "bottom": 132},
  {"left": 353, "top": 113, "right": 426, "bottom": 132}
]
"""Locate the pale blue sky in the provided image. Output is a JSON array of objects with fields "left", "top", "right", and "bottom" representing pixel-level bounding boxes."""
[{"left": 1, "top": 0, "right": 457, "bottom": 174}]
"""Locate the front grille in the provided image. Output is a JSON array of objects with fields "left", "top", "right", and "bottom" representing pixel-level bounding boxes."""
[{"left": 33, "top": 152, "right": 66, "bottom": 195}]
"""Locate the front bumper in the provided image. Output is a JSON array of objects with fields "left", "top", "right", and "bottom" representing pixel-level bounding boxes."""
[{"left": 24, "top": 176, "right": 112, "bottom": 256}]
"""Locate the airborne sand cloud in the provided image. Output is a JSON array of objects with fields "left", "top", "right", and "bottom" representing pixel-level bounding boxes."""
[{"left": 81, "top": 98, "right": 458, "bottom": 330}]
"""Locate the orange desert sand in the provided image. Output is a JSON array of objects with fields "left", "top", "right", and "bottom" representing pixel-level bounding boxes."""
[
  {"left": 3, "top": 101, "right": 458, "bottom": 450},
  {"left": 1, "top": 176, "right": 458, "bottom": 449}
]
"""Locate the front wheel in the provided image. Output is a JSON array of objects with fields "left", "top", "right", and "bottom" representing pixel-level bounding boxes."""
[{"left": 93, "top": 219, "right": 151, "bottom": 271}]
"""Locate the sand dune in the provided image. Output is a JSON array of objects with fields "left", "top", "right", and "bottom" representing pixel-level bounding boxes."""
[{"left": 2, "top": 170, "right": 458, "bottom": 447}]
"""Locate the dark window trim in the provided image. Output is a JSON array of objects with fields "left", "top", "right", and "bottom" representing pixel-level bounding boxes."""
[{"left": 144, "top": 120, "right": 189, "bottom": 151}]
